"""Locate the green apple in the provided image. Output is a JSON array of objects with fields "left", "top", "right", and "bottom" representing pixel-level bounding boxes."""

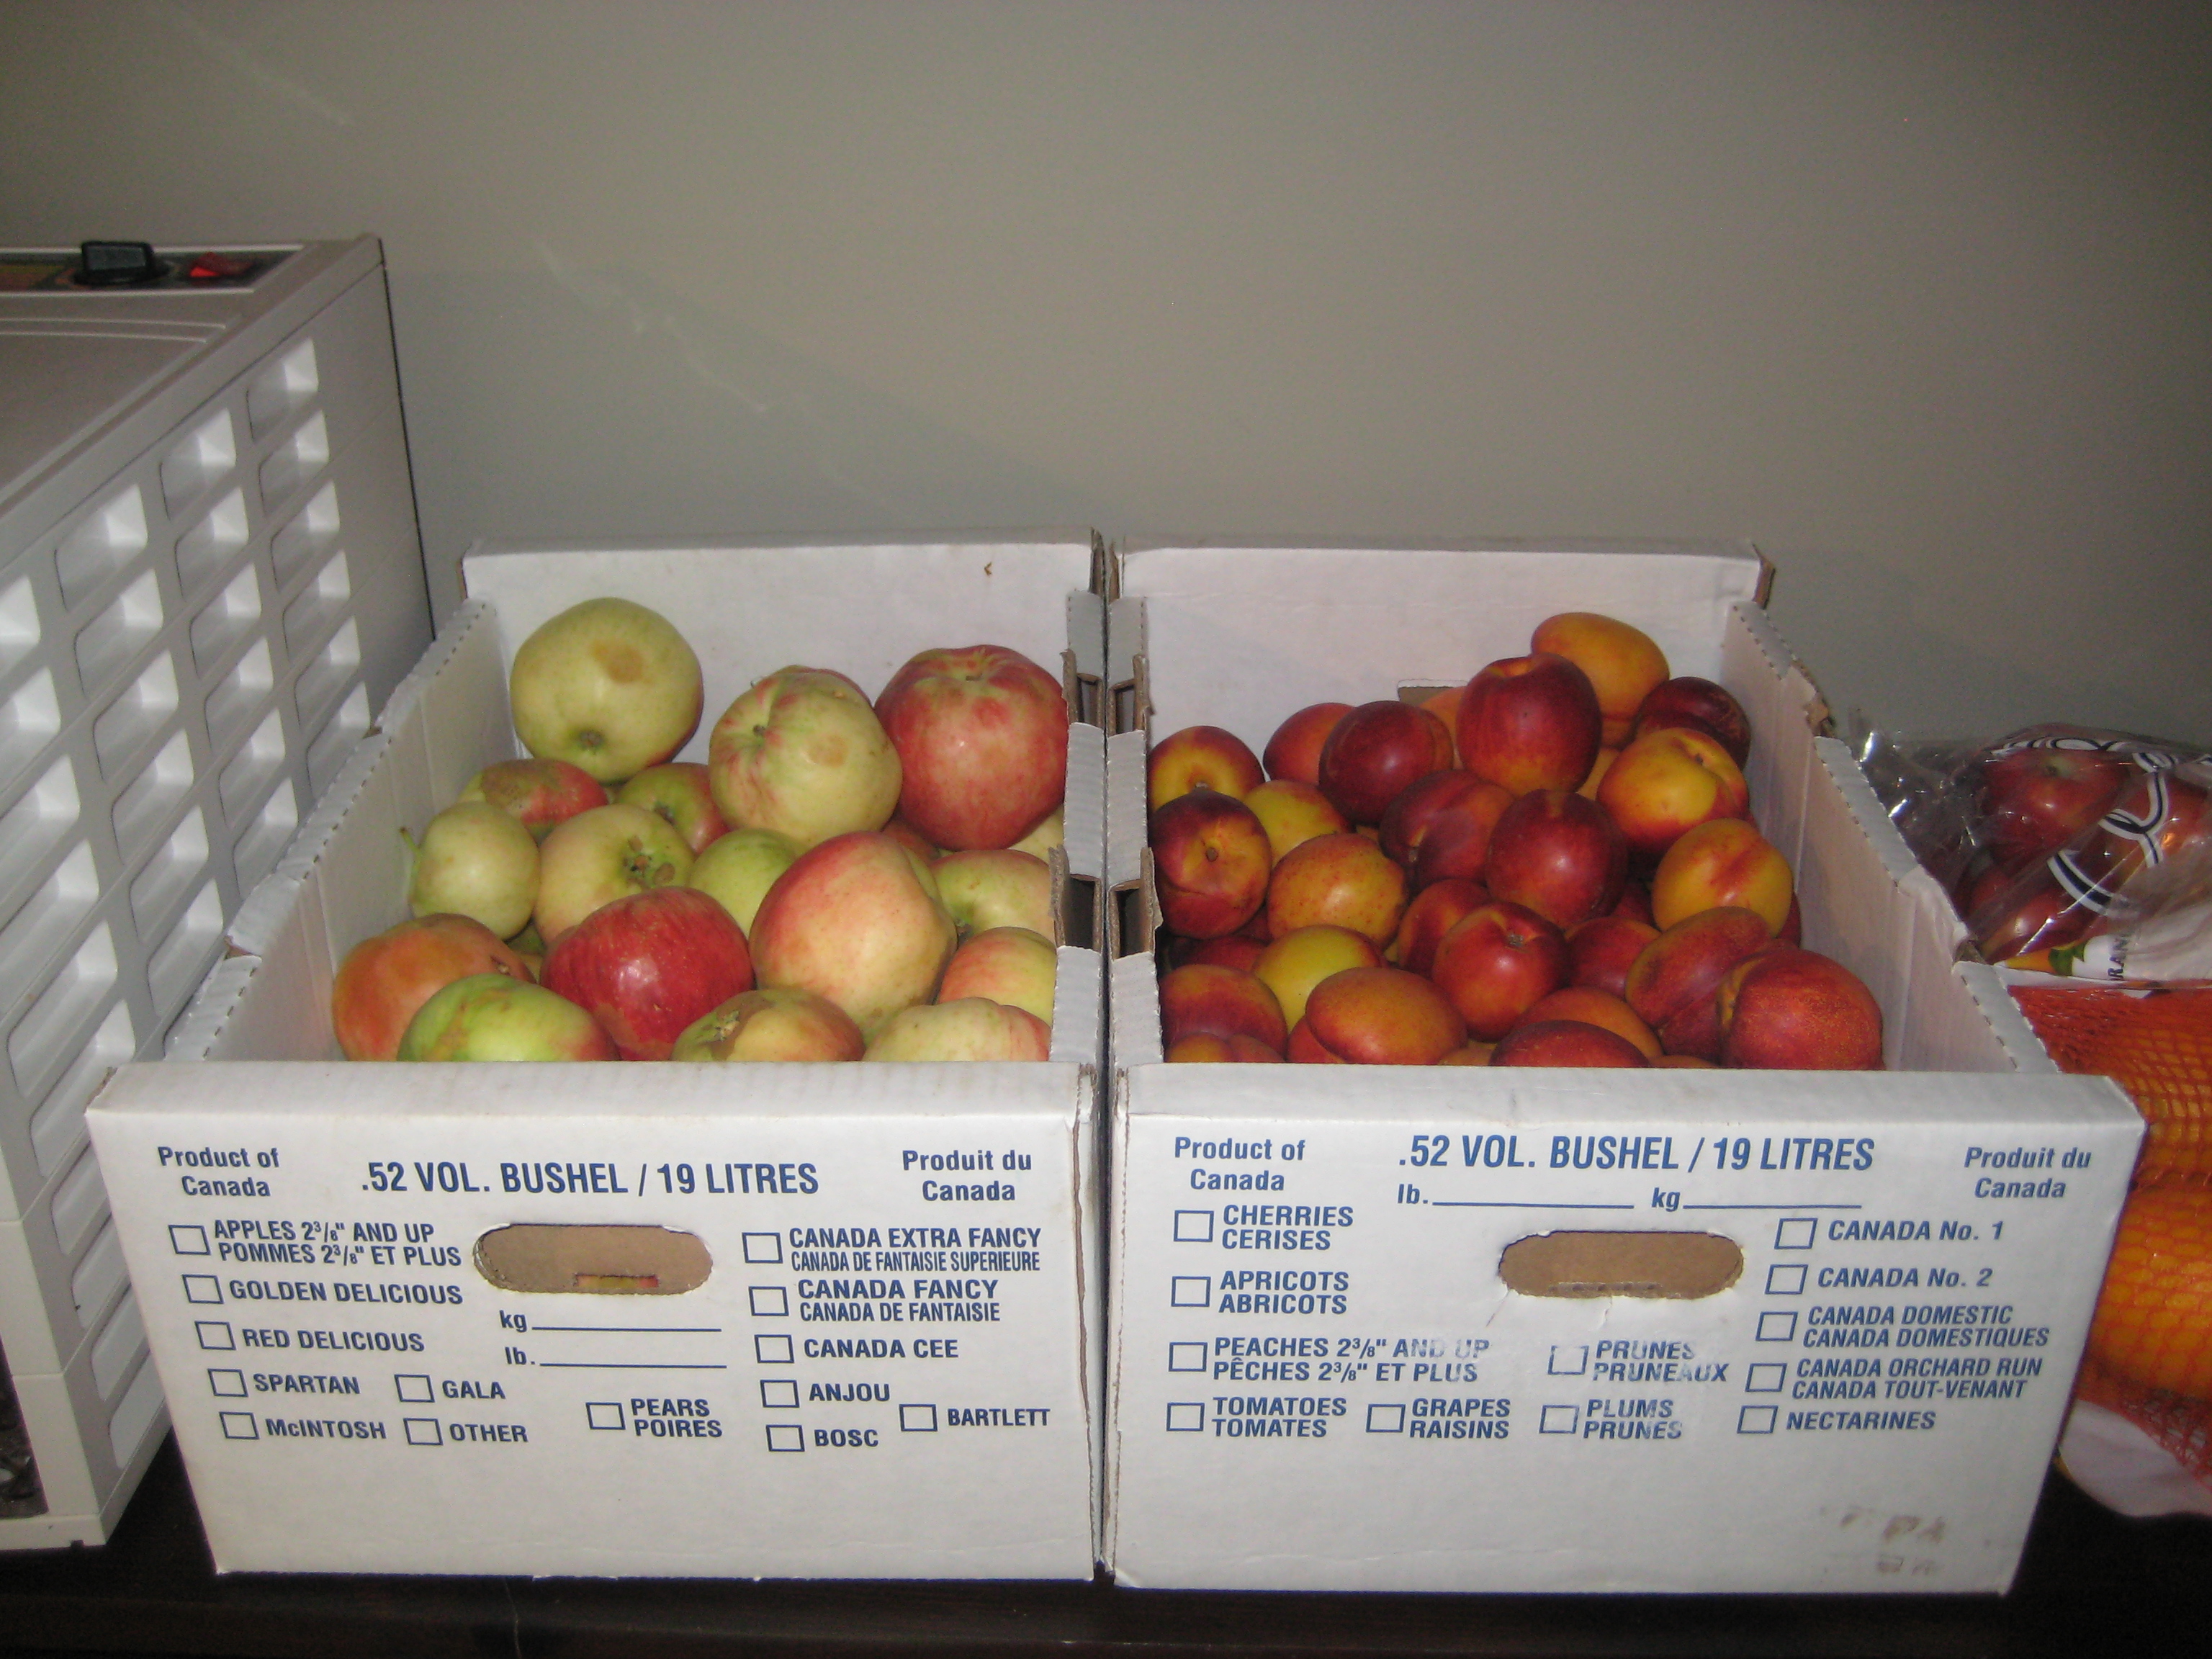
[
  {"left": 686, "top": 827, "right": 800, "bottom": 935},
  {"left": 509, "top": 598, "right": 703, "bottom": 784},
  {"left": 407, "top": 801, "right": 539, "bottom": 939}
]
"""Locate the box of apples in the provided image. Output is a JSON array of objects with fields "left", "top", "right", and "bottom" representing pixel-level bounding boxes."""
[
  {"left": 84, "top": 534, "right": 1113, "bottom": 1579},
  {"left": 1100, "top": 538, "right": 2141, "bottom": 1593}
]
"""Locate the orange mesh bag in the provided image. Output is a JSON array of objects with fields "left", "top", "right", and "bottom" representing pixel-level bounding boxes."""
[{"left": 2015, "top": 988, "right": 2212, "bottom": 1491}]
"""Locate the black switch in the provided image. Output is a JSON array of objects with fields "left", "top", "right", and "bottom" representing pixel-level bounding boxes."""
[{"left": 76, "top": 241, "right": 163, "bottom": 287}]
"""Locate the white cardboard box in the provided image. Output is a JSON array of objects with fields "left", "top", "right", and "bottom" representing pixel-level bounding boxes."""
[
  {"left": 87, "top": 535, "right": 1112, "bottom": 1578},
  {"left": 1101, "top": 539, "right": 2142, "bottom": 1593}
]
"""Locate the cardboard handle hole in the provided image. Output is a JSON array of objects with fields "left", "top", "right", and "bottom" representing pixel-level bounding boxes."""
[
  {"left": 474, "top": 1224, "right": 711, "bottom": 1295},
  {"left": 1499, "top": 1231, "right": 1743, "bottom": 1299}
]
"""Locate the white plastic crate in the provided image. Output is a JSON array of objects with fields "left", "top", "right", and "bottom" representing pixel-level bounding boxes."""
[{"left": 0, "top": 237, "right": 432, "bottom": 1545}]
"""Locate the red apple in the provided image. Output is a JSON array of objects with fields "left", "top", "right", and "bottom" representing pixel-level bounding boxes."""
[
  {"left": 749, "top": 830, "right": 959, "bottom": 1037},
  {"left": 1159, "top": 963, "right": 1287, "bottom": 1055},
  {"left": 534, "top": 803, "right": 695, "bottom": 943},
  {"left": 1595, "top": 726, "right": 1750, "bottom": 866},
  {"left": 508, "top": 598, "right": 703, "bottom": 784},
  {"left": 1490, "top": 1018, "right": 1650, "bottom": 1068},
  {"left": 332, "top": 915, "right": 535, "bottom": 1062},
  {"left": 1631, "top": 677, "right": 1752, "bottom": 768},
  {"left": 1317, "top": 701, "right": 1456, "bottom": 826},
  {"left": 1264, "top": 831, "right": 1409, "bottom": 949},
  {"left": 1622, "top": 904, "right": 1773, "bottom": 1061},
  {"left": 1388, "top": 877, "right": 1491, "bottom": 978},
  {"left": 1650, "top": 818, "right": 1793, "bottom": 934},
  {"left": 1978, "top": 745, "right": 2129, "bottom": 875},
  {"left": 617, "top": 761, "right": 729, "bottom": 855},
  {"left": 1483, "top": 788, "right": 1628, "bottom": 931},
  {"left": 875, "top": 644, "right": 1069, "bottom": 850},
  {"left": 1149, "top": 725, "right": 1265, "bottom": 808},
  {"left": 542, "top": 886, "right": 755, "bottom": 1061},
  {"left": 1515, "top": 987, "right": 1662, "bottom": 1060},
  {"left": 1429, "top": 901, "right": 1570, "bottom": 1041},
  {"left": 1717, "top": 945, "right": 1885, "bottom": 1070},
  {"left": 1151, "top": 788, "right": 1274, "bottom": 939},
  {"left": 1263, "top": 703, "right": 1354, "bottom": 785},
  {"left": 1408, "top": 784, "right": 1516, "bottom": 890},
  {"left": 670, "top": 986, "right": 866, "bottom": 1062},
  {"left": 710, "top": 666, "right": 903, "bottom": 850},
  {"left": 1530, "top": 613, "right": 1670, "bottom": 749},
  {"left": 396, "top": 973, "right": 618, "bottom": 1062},
  {"left": 863, "top": 997, "right": 1053, "bottom": 1061},
  {"left": 1172, "top": 933, "right": 1269, "bottom": 973},
  {"left": 1565, "top": 914, "right": 1659, "bottom": 1001},
  {"left": 1169, "top": 1032, "right": 1283, "bottom": 1063},
  {"left": 1457, "top": 652, "right": 1603, "bottom": 797},
  {"left": 1378, "top": 770, "right": 1506, "bottom": 871},
  {"left": 458, "top": 757, "right": 608, "bottom": 840},
  {"left": 1296, "top": 966, "right": 1467, "bottom": 1065}
]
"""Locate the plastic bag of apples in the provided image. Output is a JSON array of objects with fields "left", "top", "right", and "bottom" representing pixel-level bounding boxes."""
[{"left": 1147, "top": 611, "right": 1887, "bottom": 1072}]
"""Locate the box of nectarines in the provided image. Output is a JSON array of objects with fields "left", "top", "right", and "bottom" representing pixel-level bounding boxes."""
[
  {"left": 84, "top": 534, "right": 1113, "bottom": 1578},
  {"left": 1100, "top": 537, "right": 2144, "bottom": 1593}
]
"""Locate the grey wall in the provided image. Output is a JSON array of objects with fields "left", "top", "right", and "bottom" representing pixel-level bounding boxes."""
[{"left": 4, "top": 1, "right": 2207, "bottom": 747}]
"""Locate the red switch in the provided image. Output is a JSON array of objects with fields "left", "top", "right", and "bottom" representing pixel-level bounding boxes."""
[{"left": 185, "top": 251, "right": 256, "bottom": 283}]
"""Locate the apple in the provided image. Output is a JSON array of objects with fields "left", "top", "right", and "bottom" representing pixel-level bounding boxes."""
[
  {"left": 686, "top": 826, "right": 800, "bottom": 934},
  {"left": 1565, "top": 914, "right": 1659, "bottom": 1001},
  {"left": 1429, "top": 900, "right": 1570, "bottom": 1040},
  {"left": 1977, "top": 744, "right": 2129, "bottom": 875},
  {"left": 670, "top": 986, "right": 866, "bottom": 1062},
  {"left": 1514, "top": 986, "right": 1662, "bottom": 1060},
  {"left": 542, "top": 886, "right": 755, "bottom": 1061},
  {"left": 1151, "top": 788, "right": 1274, "bottom": 939},
  {"left": 1717, "top": 945, "right": 1885, "bottom": 1070},
  {"left": 1379, "top": 770, "right": 1502, "bottom": 868},
  {"left": 1251, "top": 924, "right": 1384, "bottom": 1031},
  {"left": 396, "top": 973, "right": 618, "bottom": 1062},
  {"left": 1263, "top": 703, "right": 1354, "bottom": 786},
  {"left": 2061, "top": 770, "right": 2212, "bottom": 897},
  {"left": 332, "top": 915, "right": 534, "bottom": 1061},
  {"left": 1010, "top": 807, "right": 1064, "bottom": 860},
  {"left": 1578, "top": 746, "right": 1618, "bottom": 800},
  {"left": 1419, "top": 688, "right": 1463, "bottom": 762},
  {"left": 1264, "top": 830, "right": 1408, "bottom": 949},
  {"left": 1457, "top": 652, "right": 1603, "bottom": 798},
  {"left": 1408, "top": 784, "right": 1516, "bottom": 890},
  {"left": 1317, "top": 700, "right": 1456, "bottom": 826},
  {"left": 1489, "top": 1019, "right": 1650, "bottom": 1068},
  {"left": 458, "top": 757, "right": 608, "bottom": 840},
  {"left": 508, "top": 598, "right": 703, "bottom": 784},
  {"left": 1150, "top": 724, "right": 1266, "bottom": 809},
  {"left": 407, "top": 801, "right": 540, "bottom": 940},
  {"left": 1650, "top": 817, "right": 1794, "bottom": 933},
  {"left": 938, "top": 926, "right": 1059, "bottom": 1027},
  {"left": 1244, "top": 778, "right": 1350, "bottom": 865},
  {"left": 1631, "top": 676, "right": 1752, "bottom": 768},
  {"left": 1174, "top": 933, "right": 1269, "bottom": 973},
  {"left": 1612, "top": 878, "right": 1655, "bottom": 925},
  {"left": 1168, "top": 1033, "right": 1282, "bottom": 1063},
  {"left": 1622, "top": 904, "right": 1773, "bottom": 1061},
  {"left": 1483, "top": 788, "right": 1627, "bottom": 931},
  {"left": 748, "top": 830, "right": 959, "bottom": 1036},
  {"left": 932, "top": 848, "right": 1053, "bottom": 939},
  {"left": 1966, "top": 869, "right": 2094, "bottom": 965},
  {"left": 534, "top": 803, "right": 694, "bottom": 943},
  {"left": 1294, "top": 966, "right": 1467, "bottom": 1065},
  {"left": 709, "top": 666, "right": 902, "bottom": 850},
  {"left": 616, "top": 762, "right": 728, "bottom": 855},
  {"left": 1388, "top": 877, "right": 1491, "bottom": 978},
  {"left": 1595, "top": 726, "right": 1750, "bottom": 866},
  {"left": 1159, "top": 962, "right": 1288, "bottom": 1055},
  {"left": 881, "top": 815, "right": 942, "bottom": 863},
  {"left": 875, "top": 644, "right": 1069, "bottom": 851},
  {"left": 1437, "top": 1041, "right": 1496, "bottom": 1066},
  {"left": 1531, "top": 613, "right": 1671, "bottom": 749},
  {"left": 863, "top": 997, "right": 1053, "bottom": 1062}
]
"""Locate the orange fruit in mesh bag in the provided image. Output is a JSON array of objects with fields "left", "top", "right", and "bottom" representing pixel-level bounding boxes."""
[
  {"left": 2086, "top": 1184, "right": 2212, "bottom": 1398},
  {"left": 2014, "top": 988, "right": 2212, "bottom": 1184}
]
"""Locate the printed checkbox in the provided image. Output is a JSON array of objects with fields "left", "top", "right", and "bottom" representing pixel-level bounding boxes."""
[
  {"left": 760, "top": 1380, "right": 799, "bottom": 1408},
  {"left": 749, "top": 1285, "right": 790, "bottom": 1317},
  {"left": 586, "top": 1402, "right": 626, "bottom": 1431},
  {"left": 900, "top": 1404, "right": 938, "bottom": 1432},
  {"left": 1738, "top": 1406, "right": 1779, "bottom": 1435},
  {"left": 394, "top": 1374, "right": 434, "bottom": 1403},
  {"left": 1169, "top": 1276, "right": 1210, "bottom": 1308},
  {"left": 218, "top": 1412, "right": 258, "bottom": 1440},
  {"left": 755, "top": 1334, "right": 794, "bottom": 1363},
  {"left": 1766, "top": 1264, "right": 1808, "bottom": 1295},
  {"left": 1173, "top": 1210, "right": 1215, "bottom": 1244},
  {"left": 1547, "top": 1345, "right": 1589, "bottom": 1376},
  {"left": 403, "top": 1418, "right": 442, "bottom": 1447},
  {"left": 169, "top": 1225, "right": 210, "bottom": 1256},
  {"left": 1539, "top": 1404, "right": 1580, "bottom": 1434},
  {"left": 1774, "top": 1218, "right": 1817, "bottom": 1250},
  {"left": 1366, "top": 1404, "right": 1406, "bottom": 1434},
  {"left": 181, "top": 1274, "right": 222, "bottom": 1305},
  {"left": 1167, "top": 1342, "right": 1208, "bottom": 1372},
  {"left": 1757, "top": 1310, "right": 1799, "bottom": 1342},
  {"left": 1745, "top": 1362, "right": 1787, "bottom": 1393},
  {"left": 742, "top": 1233, "right": 783, "bottom": 1264},
  {"left": 194, "top": 1321, "right": 234, "bottom": 1351},
  {"left": 206, "top": 1369, "right": 246, "bottom": 1398},
  {"left": 1165, "top": 1402, "right": 1205, "bottom": 1432},
  {"left": 765, "top": 1424, "right": 805, "bottom": 1452}
]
